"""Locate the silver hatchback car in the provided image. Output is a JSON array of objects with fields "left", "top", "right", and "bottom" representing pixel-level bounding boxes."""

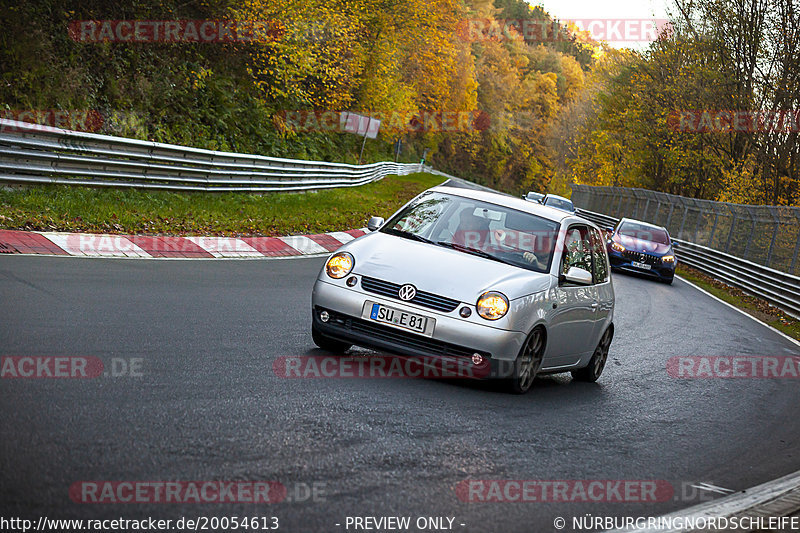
[{"left": 311, "top": 186, "right": 615, "bottom": 393}]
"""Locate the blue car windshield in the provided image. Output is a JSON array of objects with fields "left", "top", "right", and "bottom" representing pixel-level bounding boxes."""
[
  {"left": 380, "top": 192, "right": 560, "bottom": 274},
  {"left": 618, "top": 222, "right": 670, "bottom": 244},
  {"left": 545, "top": 198, "right": 573, "bottom": 211}
]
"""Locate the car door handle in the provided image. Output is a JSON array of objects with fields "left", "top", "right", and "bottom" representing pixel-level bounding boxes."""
[{"left": 591, "top": 302, "right": 599, "bottom": 309}]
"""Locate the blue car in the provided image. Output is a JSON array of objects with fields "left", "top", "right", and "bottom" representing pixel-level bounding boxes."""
[{"left": 606, "top": 218, "right": 678, "bottom": 284}]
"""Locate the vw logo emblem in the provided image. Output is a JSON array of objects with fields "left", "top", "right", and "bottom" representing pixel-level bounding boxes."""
[
  {"left": 398, "top": 284, "right": 416, "bottom": 301},
  {"left": 640, "top": 253, "right": 646, "bottom": 261}
]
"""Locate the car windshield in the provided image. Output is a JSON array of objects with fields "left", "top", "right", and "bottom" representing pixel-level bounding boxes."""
[
  {"left": 618, "top": 222, "right": 670, "bottom": 244},
  {"left": 380, "top": 192, "right": 560, "bottom": 273},
  {"left": 545, "top": 197, "right": 573, "bottom": 211}
]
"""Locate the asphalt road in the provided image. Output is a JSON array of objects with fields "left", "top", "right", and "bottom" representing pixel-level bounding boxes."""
[{"left": 1, "top": 254, "right": 799, "bottom": 532}]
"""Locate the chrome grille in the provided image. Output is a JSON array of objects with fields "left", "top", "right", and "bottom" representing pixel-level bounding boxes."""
[
  {"left": 623, "top": 250, "right": 661, "bottom": 266},
  {"left": 360, "top": 276, "right": 460, "bottom": 312}
]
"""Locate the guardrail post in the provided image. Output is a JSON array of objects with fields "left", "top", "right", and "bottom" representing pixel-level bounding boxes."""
[
  {"left": 708, "top": 212, "right": 719, "bottom": 247},
  {"left": 743, "top": 226, "right": 754, "bottom": 259},
  {"left": 766, "top": 220, "right": 780, "bottom": 268},
  {"left": 743, "top": 207, "right": 756, "bottom": 260},
  {"left": 678, "top": 205, "right": 689, "bottom": 240},
  {"left": 725, "top": 211, "right": 737, "bottom": 254},
  {"left": 693, "top": 208, "right": 702, "bottom": 244}
]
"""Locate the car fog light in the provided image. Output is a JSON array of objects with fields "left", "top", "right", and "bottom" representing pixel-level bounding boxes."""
[
  {"left": 459, "top": 307, "right": 472, "bottom": 318},
  {"left": 346, "top": 276, "right": 358, "bottom": 287},
  {"left": 320, "top": 310, "right": 330, "bottom": 322},
  {"left": 472, "top": 353, "right": 484, "bottom": 365}
]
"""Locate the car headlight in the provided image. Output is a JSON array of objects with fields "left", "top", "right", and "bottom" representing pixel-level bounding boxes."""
[
  {"left": 325, "top": 252, "right": 354, "bottom": 279},
  {"left": 476, "top": 291, "right": 509, "bottom": 320},
  {"left": 610, "top": 242, "right": 625, "bottom": 253},
  {"left": 662, "top": 254, "right": 675, "bottom": 263}
]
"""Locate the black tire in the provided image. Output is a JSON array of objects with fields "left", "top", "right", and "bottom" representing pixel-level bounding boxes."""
[
  {"left": 312, "top": 324, "right": 351, "bottom": 353},
  {"left": 663, "top": 276, "right": 674, "bottom": 285},
  {"left": 507, "top": 327, "right": 546, "bottom": 394},
  {"left": 572, "top": 327, "right": 613, "bottom": 382}
]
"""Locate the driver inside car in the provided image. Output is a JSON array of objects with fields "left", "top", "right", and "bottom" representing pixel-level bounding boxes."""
[{"left": 491, "top": 227, "right": 544, "bottom": 268}]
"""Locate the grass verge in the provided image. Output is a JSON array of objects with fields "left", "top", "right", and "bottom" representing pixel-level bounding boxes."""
[
  {"left": 677, "top": 264, "right": 800, "bottom": 342},
  {"left": 0, "top": 173, "right": 445, "bottom": 237}
]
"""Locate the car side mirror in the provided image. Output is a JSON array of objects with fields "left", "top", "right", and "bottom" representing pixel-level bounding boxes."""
[
  {"left": 671, "top": 241, "right": 680, "bottom": 248},
  {"left": 367, "top": 216, "right": 385, "bottom": 232},
  {"left": 562, "top": 266, "right": 593, "bottom": 285},
  {"left": 605, "top": 227, "right": 614, "bottom": 234}
]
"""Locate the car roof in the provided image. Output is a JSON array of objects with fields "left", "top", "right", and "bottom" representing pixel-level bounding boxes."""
[
  {"left": 429, "top": 185, "right": 586, "bottom": 225},
  {"left": 618, "top": 217, "right": 668, "bottom": 232}
]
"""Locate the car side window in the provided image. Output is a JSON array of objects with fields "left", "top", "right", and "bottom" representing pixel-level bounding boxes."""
[
  {"left": 589, "top": 228, "right": 609, "bottom": 283},
  {"left": 561, "top": 225, "right": 593, "bottom": 278}
]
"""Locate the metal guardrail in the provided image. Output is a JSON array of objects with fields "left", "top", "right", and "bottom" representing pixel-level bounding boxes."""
[
  {"left": 576, "top": 207, "right": 800, "bottom": 319},
  {"left": 0, "top": 119, "right": 423, "bottom": 192},
  {"left": 571, "top": 184, "right": 800, "bottom": 276}
]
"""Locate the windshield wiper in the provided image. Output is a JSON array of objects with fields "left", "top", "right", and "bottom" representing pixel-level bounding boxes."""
[
  {"left": 383, "top": 228, "right": 434, "bottom": 244},
  {"left": 435, "top": 241, "right": 518, "bottom": 267}
]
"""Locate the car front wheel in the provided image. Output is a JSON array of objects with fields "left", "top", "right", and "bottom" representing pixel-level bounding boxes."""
[
  {"left": 572, "top": 327, "right": 612, "bottom": 382},
  {"left": 508, "top": 327, "right": 546, "bottom": 394}
]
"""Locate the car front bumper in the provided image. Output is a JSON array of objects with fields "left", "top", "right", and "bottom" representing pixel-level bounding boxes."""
[
  {"left": 608, "top": 250, "right": 675, "bottom": 280},
  {"left": 311, "top": 278, "right": 528, "bottom": 364}
]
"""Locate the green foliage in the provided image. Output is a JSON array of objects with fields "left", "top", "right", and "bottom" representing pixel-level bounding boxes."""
[
  {"left": 0, "top": 173, "right": 445, "bottom": 235},
  {"left": 1, "top": 0, "right": 598, "bottom": 198},
  {"left": 557, "top": 0, "right": 799, "bottom": 206}
]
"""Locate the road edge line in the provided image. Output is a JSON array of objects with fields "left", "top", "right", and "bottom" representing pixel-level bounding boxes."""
[{"left": 675, "top": 275, "right": 800, "bottom": 348}]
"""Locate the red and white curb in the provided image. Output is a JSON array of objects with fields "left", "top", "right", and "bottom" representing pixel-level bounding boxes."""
[{"left": 0, "top": 228, "right": 367, "bottom": 258}]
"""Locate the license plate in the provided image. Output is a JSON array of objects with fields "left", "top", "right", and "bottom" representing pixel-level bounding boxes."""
[
  {"left": 364, "top": 302, "right": 434, "bottom": 337},
  {"left": 631, "top": 261, "right": 651, "bottom": 270}
]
